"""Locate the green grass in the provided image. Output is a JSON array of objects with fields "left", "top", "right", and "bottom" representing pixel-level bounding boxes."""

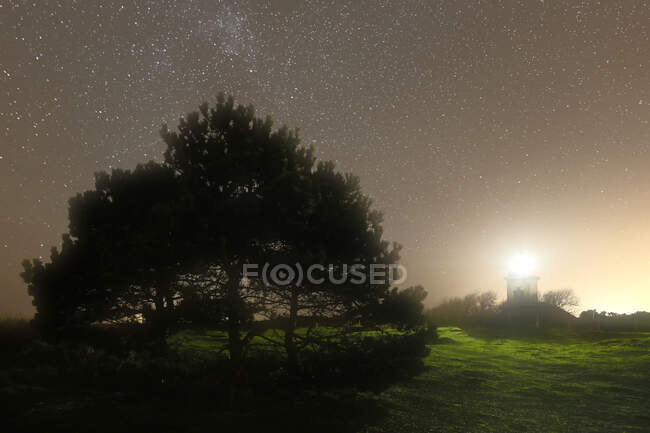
[
  {"left": 167, "top": 326, "right": 405, "bottom": 361},
  {"left": 167, "top": 325, "right": 650, "bottom": 431},
  {"left": 4, "top": 322, "right": 649, "bottom": 432},
  {"left": 367, "top": 327, "right": 650, "bottom": 433}
]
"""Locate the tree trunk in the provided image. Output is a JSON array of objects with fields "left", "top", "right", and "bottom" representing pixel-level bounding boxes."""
[
  {"left": 284, "top": 290, "right": 300, "bottom": 375},
  {"left": 151, "top": 283, "right": 170, "bottom": 338},
  {"left": 226, "top": 276, "right": 243, "bottom": 364}
]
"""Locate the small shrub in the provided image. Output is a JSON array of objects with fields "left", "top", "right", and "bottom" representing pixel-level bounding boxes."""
[{"left": 299, "top": 327, "right": 435, "bottom": 391}]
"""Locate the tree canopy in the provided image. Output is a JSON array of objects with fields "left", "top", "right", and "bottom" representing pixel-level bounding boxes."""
[
  {"left": 22, "top": 95, "right": 403, "bottom": 365},
  {"left": 542, "top": 289, "right": 579, "bottom": 312}
]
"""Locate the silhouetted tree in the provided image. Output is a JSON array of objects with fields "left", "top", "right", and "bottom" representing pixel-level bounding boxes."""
[
  {"left": 22, "top": 162, "right": 194, "bottom": 336},
  {"left": 477, "top": 291, "right": 497, "bottom": 312},
  {"left": 542, "top": 289, "right": 579, "bottom": 311},
  {"left": 252, "top": 161, "right": 402, "bottom": 371},
  {"left": 161, "top": 96, "right": 401, "bottom": 366},
  {"left": 374, "top": 285, "right": 428, "bottom": 330},
  {"left": 22, "top": 94, "right": 401, "bottom": 367},
  {"left": 22, "top": 234, "right": 97, "bottom": 336},
  {"left": 158, "top": 95, "right": 320, "bottom": 362}
]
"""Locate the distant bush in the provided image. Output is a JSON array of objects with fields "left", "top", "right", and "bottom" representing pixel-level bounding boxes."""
[
  {"left": 426, "top": 291, "right": 497, "bottom": 326},
  {"left": 0, "top": 317, "right": 38, "bottom": 354},
  {"left": 426, "top": 293, "right": 578, "bottom": 329},
  {"left": 576, "top": 310, "right": 650, "bottom": 331}
]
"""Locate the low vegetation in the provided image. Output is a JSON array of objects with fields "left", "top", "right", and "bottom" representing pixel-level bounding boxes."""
[
  {"left": 0, "top": 318, "right": 435, "bottom": 432},
  {"left": 3, "top": 319, "right": 650, "bottom": 432},
  {"left": 371, "top": 326, "right": 650, "bottom": 432}
]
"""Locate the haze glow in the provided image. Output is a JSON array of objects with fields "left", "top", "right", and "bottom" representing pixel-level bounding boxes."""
[{"left": 1, "top": 1, "right": 649, "bottom": 316}]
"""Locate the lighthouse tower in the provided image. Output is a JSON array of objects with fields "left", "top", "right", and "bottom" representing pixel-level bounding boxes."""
[{"left": 506, "top": 272, "right": 539, "bottom": 304}]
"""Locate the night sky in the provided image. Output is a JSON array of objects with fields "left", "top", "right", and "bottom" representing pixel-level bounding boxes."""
[{"left": 1, "top": 1, "right": 649, "bottom": 316}]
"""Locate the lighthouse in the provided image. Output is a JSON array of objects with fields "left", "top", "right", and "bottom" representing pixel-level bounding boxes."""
[
  {"left": 506, "top": 253, "right": 539, "bottom": 304},
  {"left": 506, "top": 272, "right": 539, "bottom": 304}
]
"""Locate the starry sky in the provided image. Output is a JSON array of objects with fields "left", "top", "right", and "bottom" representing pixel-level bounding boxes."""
[{"left": 1, "top": 0, "right": 649, "bottom": 316}]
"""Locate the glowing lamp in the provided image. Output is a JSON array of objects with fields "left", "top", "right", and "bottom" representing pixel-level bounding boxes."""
[{"left": 508, "top": 253, "right": 535, "bottom": 276}]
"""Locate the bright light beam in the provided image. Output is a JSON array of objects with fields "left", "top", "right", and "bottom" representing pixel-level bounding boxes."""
[{"left": 508, "top": 253, "right": 536, "bottom": 275}]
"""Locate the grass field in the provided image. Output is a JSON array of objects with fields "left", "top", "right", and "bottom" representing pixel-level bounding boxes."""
[
  {"left": 167, "top": 325, "right": 650, "bottom": 431},
  {"left": 3, "top": 323, "right": 650, "bottom": 432},
  {"left": 369, "top": 327, "right": 650, "bottom": 432}
]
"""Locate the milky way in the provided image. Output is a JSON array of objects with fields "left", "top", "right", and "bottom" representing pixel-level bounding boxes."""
[{"left": 1, "top": 1, "right": 649, "bottom": 314}]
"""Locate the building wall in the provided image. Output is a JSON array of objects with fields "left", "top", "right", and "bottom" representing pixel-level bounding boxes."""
[{"left": 506, "top": 274, "right": 539, "bottom": 303}]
